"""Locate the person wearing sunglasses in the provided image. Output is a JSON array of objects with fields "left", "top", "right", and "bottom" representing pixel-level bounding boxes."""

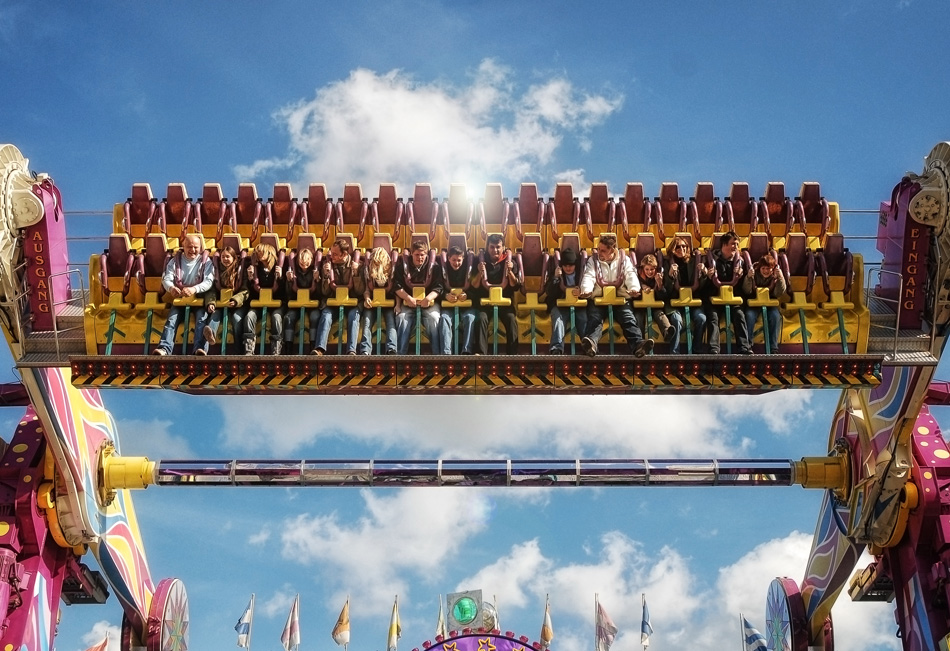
[{"left": 663, "top": 236, "right": 708, "bottom": 354}]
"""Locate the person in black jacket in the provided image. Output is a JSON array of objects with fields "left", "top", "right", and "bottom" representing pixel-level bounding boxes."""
[
  {"left": 703, "top": 231, "right": 751, "bottom": 354},
  {"left": 470, "top": 233, "right": 522, "bottom": 355},
  {"left": 544, "top": 248, "right": 587, "bottom": 354},
  {"left": 394, "top": 241, "right": 443, "bottom": 354}
]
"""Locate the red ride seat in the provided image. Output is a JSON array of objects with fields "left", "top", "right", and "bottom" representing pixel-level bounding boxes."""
[
  {"left": 230, "top": 183, "right": 263, "bottom": 249},
  {"left": 195, "top": 183, "right": 229, "bottom": 250},
  {"left": 156, "top": 183, "right": 190, "bottom": 250},
  {"left": 266, "top": 183, "right": 299, "bottom": 250},
  {"left": 122, "top": 183, "right": 159, "bottom": 250},
  {"left": 759, "top": 182, "right": 793, "bottom": 250},
  {"left": 723, "top": 183, "right": 758, "bottom": 245},
  {"left": 583, "top": 183, "right": 615, "bottom": 246},
  {"left": 616, "top": 183, "right": 651, "bottom": 248},
  {"left": 687, "top": 182, "right": 721, "bottom": 250},
  {"left": 372, "top": 184, "right": 405, "bottom": 251},
  {"left": 795, "top": 182, "right": 831, "bottom": 249},
  {"left": 652, "top": 183, "right": 686, "bottom": 248}
]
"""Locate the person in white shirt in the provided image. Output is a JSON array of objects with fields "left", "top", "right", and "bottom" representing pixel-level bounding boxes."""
[
  {"left": 152, "top": 233, "right": 215, "bottom": 355},
  {"left": 578, "top": 233, "right": 654, "bottom": 357}
]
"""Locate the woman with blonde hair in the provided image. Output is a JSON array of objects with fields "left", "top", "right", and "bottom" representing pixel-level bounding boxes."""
[
  {"left": 282, "top": 247, "right": 322, "bottom": 353},
  {"left": 358, "top": 246, "right": 398, "bottom": 354}
]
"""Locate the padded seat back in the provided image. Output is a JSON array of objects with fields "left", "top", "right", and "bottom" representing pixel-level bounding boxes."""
[
  {"left": 374, "top": 184, "right": 405, "bottom": 249},
  {"left": 340, "top": 183, "right": 369, "bottom": 247},
  {"left": 689, "top": 182, "right": 721, "bottom": 249},
  {"left": 746, "top": 232, "right": 771, "bottom": 264},
  {"left": 160, "top": 183, "right": 191, "bottom": 245},
  {"left": 232, "top": 183, "right": 262, "bottom": 247},
  {"left": 653, "top": 182, "right": 685, "bottom": 246},
  {"left": 482, "top": 183, "right": 512, "bottom": 249},
  {"left": 448, "top": 183, "right": 475, "bottom": 249},
  {"left": 520, "top": 232, "right": 544, "bottom": 292},
  {"left": 409, "top": 184, "right": 439, "bottom": 247},
  {"left": 584, "top": 183, "right": 614, "bottom": 245},
  {"left": 195, "top": 183, "right": 227, "bottom": 248},
  {"left": 143, "top": 233, "right": 169, "bottom": 293},
  {"left": 553, "top": 183, "right": 583, "bottom": 248},
  {"left": 780, "top": 232, "right": 815, "bottom": 294},
  {"left": 635, "top": 232, "right": 658, "bottom": 268},
  {"left": 518, "top": 183, "right": 545, "bottom": 246},
  {"left": 372, "top": 233, "right": 393, "bottom": 252},
  {"left": 817, "top": 233, "right": 853, "bottom": 295},
  {"left": 796, "top": 182, "right": 831, "bottom": 247},
  {"left": 725, "top": 183, "right": 757, "bottom": 238},
  {"left": 305, "top": 184, "right": 334, "bottom": 241},
  {"left": 760, "top": 182, "right": 792, "bottom": 246},
  {"left": 268, "top": 183, "right": 298, "bottom": 247},
  {"left": 617, "top": 183, "right": 650, "bottom": 247},
  {"left": 123, "top": 183, "right": 157, "bottom": 241}
]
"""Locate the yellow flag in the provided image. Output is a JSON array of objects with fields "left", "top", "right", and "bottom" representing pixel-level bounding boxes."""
[{"left": 332, "top": 599, "right": 350, "bottom": 647}]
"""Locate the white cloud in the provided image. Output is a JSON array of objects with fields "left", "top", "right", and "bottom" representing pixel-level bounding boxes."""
[
  {"left": 114, "top": 417, "right": 196, "bottom": 458},
  {"left": 280, "top": 489, "right": 493, "bottom": 611},
  {"left": 235, "top": 59, "right": 623, "bottom": 194},
  {"left": 451, "top": 529, "right": 897, "bottom": 651},
  {"left": 215, "top": 391, "right": 813, "bottom": 457},
  {"left": 79, "top": 620, "right": 120, "bottom": 651},
  {"left": 259, "top": 588, "right": 297, "bottom": 618},
  {"left": 248, "top": 527, "right": 271, "bottom": 545}
]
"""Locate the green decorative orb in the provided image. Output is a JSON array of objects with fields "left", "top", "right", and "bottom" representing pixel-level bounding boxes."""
[{"left": 452, "top": 597, "right": 478, "bottom": 624}]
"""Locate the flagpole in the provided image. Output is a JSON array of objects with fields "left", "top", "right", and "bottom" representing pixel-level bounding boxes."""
[
  {"left": 595, "top": 593, "right": 599, "bottom": 651},
  {"left": 248, "top": 593, "right": 256, "bottom": 651},
  {"left": 640, "top": 592, "right": 652, "bottom": 651},
  {"left": 739, "top": 613, "right": 743, "bottom": 651}
]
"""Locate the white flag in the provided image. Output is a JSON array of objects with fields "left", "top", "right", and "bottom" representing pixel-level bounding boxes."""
[
  {"left": 387, "top": 596, "right": 402, "bottom": 651},
  {"left": 540, "top": 596, "right": 554, "bottom": 649},
  {"left": 595, "top": 600, "right": 618, "bottom": 651},
  {"left": 281, "top": 595, "right": 301, "bottom": 651},
  {"left": 234, "top": 596, "right": 254, "bottom": 649},
  {"left": 436, "top": 595, "right": 448, "bottom": 639}
]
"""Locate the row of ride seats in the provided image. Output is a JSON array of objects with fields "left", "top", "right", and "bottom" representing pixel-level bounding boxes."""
[
  {"left": 92, "top": 226, "right": 859, "bottom": 355},
  {"left": 98, "top": 224, "right": 854, "bottom": 315},
  {"left": 117, "top": 181, "right": 837, "bottom": 259}
]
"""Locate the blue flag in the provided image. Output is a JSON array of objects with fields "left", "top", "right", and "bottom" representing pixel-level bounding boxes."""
[
  {"left": 741, "top": 615, "right": 767, "bottom": 651},
  {"left": 640, "top": 595, "right": 653, "bottom": 647},
  {"left": 235, "top": 597, "right": 254, "bottom": 648}
]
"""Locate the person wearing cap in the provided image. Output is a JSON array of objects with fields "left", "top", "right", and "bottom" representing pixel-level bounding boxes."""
[
  {"left": 577, "top": 233, "right": 654, "bottom": 357},
  {"left": 544, "top": 247, "right": 587, "bottom": 354}
]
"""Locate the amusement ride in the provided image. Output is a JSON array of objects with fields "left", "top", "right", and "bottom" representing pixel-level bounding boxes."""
[{"left": 1, "top": 141, "right": 949, "bottom": 651}]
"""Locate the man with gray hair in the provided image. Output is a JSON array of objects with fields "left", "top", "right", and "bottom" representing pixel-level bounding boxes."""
[{"left": 153, "top": 233, "right": 215, "bottom": 355}]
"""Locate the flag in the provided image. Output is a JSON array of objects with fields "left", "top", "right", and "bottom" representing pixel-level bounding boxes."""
[
  {"left": 595, "top": 600, "right": 618, "bottom": 651},
  {"left": 332, "top": 599, "right": 350, "bottom": 647},
  {"left": 235, "top": 596, "right": 254, "bottom": 649},
  {"left": 84, "top": 636, "right": 109, "bottom": 651},
  {"left": 539, "top": 596, "right": 554, "bottom": 649},
  {"left": 281, "top": 595, "right": 301, "bottom": 651},
  {"left": 436, "top": 595, "right": 448, "bottom": 639},
  {"left": 640, "top": 595, "right": 653, "bottom": 648},
  {"left": 387, "top": 596, "right": 402, "bottom": 651},
  {"left": 741, "top": 615, "right": 768, "bottom": 651}
]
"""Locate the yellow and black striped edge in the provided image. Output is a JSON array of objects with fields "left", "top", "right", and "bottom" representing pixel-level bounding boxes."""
[{"left": 69, "top": 355, "right": 883, "bottom": 394}]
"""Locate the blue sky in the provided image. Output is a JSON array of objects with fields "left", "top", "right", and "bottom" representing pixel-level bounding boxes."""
[{"left": 3, "top": 1, "right": 950, "bottom": 650}]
